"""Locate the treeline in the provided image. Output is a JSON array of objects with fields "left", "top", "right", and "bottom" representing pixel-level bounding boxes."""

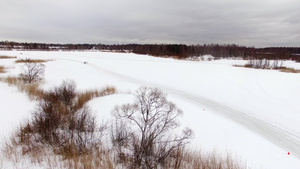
[
  {"left": 0, "top": 41, "right": 95, "bottom": 51},
  {"left": 99, "top": 44, "right": 249, "bottom": 58},
  {"left": 98, "top": 44, "right": 300, "bottom": 61},
  {"left": 1, "top": 41, "right": 299, "bottom": 61}
]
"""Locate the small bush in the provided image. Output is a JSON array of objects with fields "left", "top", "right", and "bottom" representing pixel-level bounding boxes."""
[{"left": 244, "top": 59, "right": 284, "bottom": 69}]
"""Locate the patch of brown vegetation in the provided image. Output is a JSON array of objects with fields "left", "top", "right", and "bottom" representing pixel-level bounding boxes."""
[
  {"left": 0, "top": 66, "right": 6, "bottom": 73},
  {"left": 15, "top": 58, "right": 51, "bottom": 63},
  {"left": 0, "top": 76, "right": 44, "bottom": 100},
  {"left": 77, "top": 86, "right": 117, "bottom": 108},
  {"left": 279, "top": 67, "right": 300, "bottom": 73},
  {"left": 0, "top": 56, "right": 17, "bottom": 59}
]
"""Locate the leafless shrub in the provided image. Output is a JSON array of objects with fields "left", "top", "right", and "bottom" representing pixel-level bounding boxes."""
[
  {"left": 244, "top": 59, "right": 287, "bottom": 70},
  {"left": 19, "top": 62, "right": 45, "bottom": 83},
  {"left": 112, "top": 86, "right": 193, "bottom": 168},
  {"left": 110, "top": 119, "right": 130, "bottom": 164},
  {"left": 237, "top": 59, "right": 299, "bottom": 73},
  {"left": 272, "top": 60, "right": 284, "bottom": 69}
]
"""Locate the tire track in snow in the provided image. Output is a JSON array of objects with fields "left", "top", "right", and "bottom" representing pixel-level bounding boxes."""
[
  {"left": 161, "top": 88, "right": 300, "bottom": 160},
  {"left": 56, "top": 56, "right": 300, "bottom": 160}
]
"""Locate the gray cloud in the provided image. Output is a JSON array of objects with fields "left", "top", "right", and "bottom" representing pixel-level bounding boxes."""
[{"left": 0, "top": 0, "right": 299, "bottom": 47}]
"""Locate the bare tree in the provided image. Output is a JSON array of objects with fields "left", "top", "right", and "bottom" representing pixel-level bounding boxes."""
[
  {"left": 19, "top": 62, "right": 45, "bottom": 83},
  {"left": 112, "top": 86, "right": 193, "bottom": 168}
]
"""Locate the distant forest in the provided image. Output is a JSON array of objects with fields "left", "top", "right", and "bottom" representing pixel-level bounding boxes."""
[{"left": 1, "top": 41, "right": 299, "bottom": 62}]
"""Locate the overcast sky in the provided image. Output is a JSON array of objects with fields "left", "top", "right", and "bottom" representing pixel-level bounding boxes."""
[{"left": 1, "top": 0, "right": 299, "bottom": 47}]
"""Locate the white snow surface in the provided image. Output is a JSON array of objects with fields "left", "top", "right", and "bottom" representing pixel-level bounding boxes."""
[{"left": 0, "top": 51, "right": 300, "bottom": 168}]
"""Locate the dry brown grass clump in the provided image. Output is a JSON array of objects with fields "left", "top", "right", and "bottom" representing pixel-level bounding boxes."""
[
  {"left": 2, "top": 136, "right": 115, "bottom": 169},
  {"left": 15, "top": 58, "right": 51, "bottom": 63},
  {"left": 0, "top": 76, "right": 44, "bottom": 100},
  {"left": 0, "top": 76, "right": 19, "bottom": 85},
  {"left": 76, "top": 86, "right": 117, "bottom": 108},
  {"left": 0, "top": 56, "right": 17, "bottom": 59},
  {"left": 0, "top": 66, "right": 6, "bottom": 73},
  {"left": 279, "top": 67, "right": 300, "bottom": 73},
  {"left": 179, "top": 150, "right": 247, "bottom": 169}
]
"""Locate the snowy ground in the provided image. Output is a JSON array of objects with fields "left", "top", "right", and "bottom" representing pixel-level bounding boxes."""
[{"left": 0, "top": 51, "right": 300, "bottom": 168}]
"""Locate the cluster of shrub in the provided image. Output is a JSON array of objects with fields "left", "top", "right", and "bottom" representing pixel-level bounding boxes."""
[{"left": 245, "top": 59, "right": 284, "bottom": 69}]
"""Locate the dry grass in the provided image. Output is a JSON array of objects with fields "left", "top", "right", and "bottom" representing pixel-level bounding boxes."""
[
  {"left": 0, "top": 76, "right": 44, "bottom": 100},
  {"left": 179, "top": 150, "right": 247, "bottom": 169},
  {"left": 3, "top": 138, "right": 247, "bottom": 169},
  {"left": 77, "top": 86, "right": 117, "bottom": 108},
  {"left": 0, "top": 76, "right": 116, "bottom": 102},
  {"left": 0, "top": 56, "right": 17, "bottom": 59},
  {"left": 0, "top": 66, "right": 6, "bottom": 73},
  {"left": 0, "top": 76, "right": 18, "bottom": 85},
  {"left": 15, "top": 58, "right": 51, "bottom": 63},
  {"left": 62, "top": 148, "right": 114, "bottom": 169},
  {"left": 2, "top": 136, "right": 115, "bottom": 169},
  {"left": 279, "top": 67, "right": 300, "bottom": 73}
]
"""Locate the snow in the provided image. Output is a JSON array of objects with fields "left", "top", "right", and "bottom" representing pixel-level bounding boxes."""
[
  {"left": 0, "top": 83, "right": 36, "bottom": 140},
  {"left": 1, "top": 50, "right": 300, "bottom": 168}
]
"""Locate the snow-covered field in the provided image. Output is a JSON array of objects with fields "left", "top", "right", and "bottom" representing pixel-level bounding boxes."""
[{"left": 1, "top": 51, "right": 300, "bottom": 168}]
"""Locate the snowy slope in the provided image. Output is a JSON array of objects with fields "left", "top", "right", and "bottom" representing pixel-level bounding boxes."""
[{"left": 1, "top": 51, "right": 300, "bottom": 168}]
